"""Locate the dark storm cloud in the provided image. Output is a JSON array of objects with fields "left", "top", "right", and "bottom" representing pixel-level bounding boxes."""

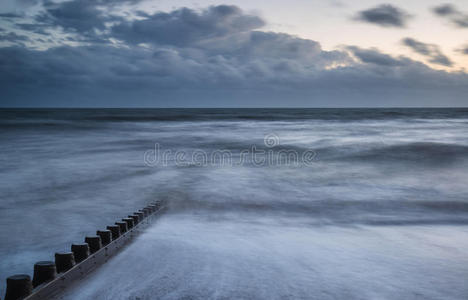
[
  {"left": 402, "top": 38, "right": 453, "bottom": 66},
  {"left": 111, "top": 5, "right": 265, "bottom": 46},
  {"left": 35, "top": 0, "right": 141, "bottom": 37},
  {"left": 433, "top": 4, "right": 457, "bottom": 16},
  {"left": 38, "top": 0, "right": 107, "bottom": 34},
  {"left": 432, "top": 4, "right": 468, "bottom": 28},
  {"left": 2, "top": 39, "right": 467, "bottom": 106},
  {"left": 1, "top": 4, "right": 468, "bottom": 107},
  {"left": 16, "top": 23, "right": 49, "bottom": 35},
  {"left": 0, "top": 13, "right": 24, "bottom": 18},
  {"left": 347, "top": 46, "right": 406, "bottom": 66},
  {"left": 355, "top": 4, "right": 411, "bottom": 28},
  {"left": 18, "top": 0, "right": 40, "bottom": 5},
  {"left": 207, "top": 30, "right": 350, "bottom": 69},
  {"left": 0, "top": 26, "right": 352, "bottom": 90},
  {"left": 0, "top": 32, "right": 30, "bottom": 42}
]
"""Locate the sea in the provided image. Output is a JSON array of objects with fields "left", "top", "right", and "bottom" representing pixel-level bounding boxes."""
[{"left": 1, "top": 108, "right": 468, "bottom": 299}]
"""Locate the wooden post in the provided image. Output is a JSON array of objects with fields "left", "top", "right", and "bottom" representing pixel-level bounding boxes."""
[
  {"left": 71, "top": 243, "right": 90, "bottom": 263},
  {"left": 4, "top": 275, "right": 33, "bottom": 300},
  {"left": 32, "top": 261, "right": 57, "bottom": 287},
  {"left": 96, "top": 230, "right": 112, "bottom": 246},
  {"left": 55, "top": 252, "right": 76, "bottom": 273},
  {"left": 84, "top": 236, "right": 102, "bottom": 254}
]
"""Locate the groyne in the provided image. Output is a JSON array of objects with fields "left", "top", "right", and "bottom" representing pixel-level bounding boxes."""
[{"left": 3, "top": 201, "right": 164, "bottom": 300}]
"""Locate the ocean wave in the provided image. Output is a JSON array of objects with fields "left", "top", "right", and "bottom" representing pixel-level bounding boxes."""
[
  {"left": 341, "top": 142, "right": 468, "bottom": 165},
  {"left": 2, "top": 108, "right": 468, "bottom": 123},
  {"left": 164, "top": 195, "right": 468, "bottom": 224}
]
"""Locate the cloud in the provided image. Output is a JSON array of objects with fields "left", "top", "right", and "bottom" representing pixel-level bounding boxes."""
[
  {"left": 1, "top": 3, "right": 468, "bottom": 107},
  {"left": 354, "top": 4, "right": 411, "bottom": 28},
  {"left": 0, "top": 31, "right": 352, "bottom": 91},
  {"left": 456, "top": 44, "right": 468, "bottom": 55},
  {"left": 35, "top": 0, "right": 141, "bottom": 38},
  {"left": 111, "top": 5, "right": 265, "bottom": 47},
  {"left": 0, "top": 13, "right": 24, "bottom": 18},
  {"left": 433, "top": 4, "right": 457, "bottom": 16},
  {"left": 31, "top": 3, "right": 265, "bottom": 45},
  {"left": 2, "top": 39, "right": 467, "bottom": 107},
  {"left": 432, "top": 4, "right": 468, "bottom": 28},
  {"left": 16, "top": 23, "right": 49, "bottom": 35},
  {"left": 38, "top": 0, "right": 107, "bottom": 34},
  {"left": 0, "top": 31, "right": 30, "bottom": 43},
  {"left": 402, "top": 38, "right": 453, "bottom": 67},
  {"left": 347, "top": 46, "right": 406, "bottom": 66},
  {"left": 18, "top": 0, "right": 41, "bottom": 6}
]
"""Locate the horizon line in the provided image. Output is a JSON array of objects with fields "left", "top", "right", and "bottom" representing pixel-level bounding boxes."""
[{"left": 1, "top": 106, "right": 468, "bottom": 110}]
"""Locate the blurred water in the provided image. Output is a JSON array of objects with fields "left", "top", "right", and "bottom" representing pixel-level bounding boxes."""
[
  {"left": 1, "top": 108, "right": 468, "bottom": 298},
  {"left": 62, "top": 217, "right": 468, "bottom": 299}
]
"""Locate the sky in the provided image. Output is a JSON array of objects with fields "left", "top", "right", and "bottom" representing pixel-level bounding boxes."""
[{"left": 1, "top": 0, "right": 468, "bottom": 107}]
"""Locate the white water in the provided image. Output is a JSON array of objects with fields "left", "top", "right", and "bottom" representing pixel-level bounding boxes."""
[{"left": 63, "top": 214, "right": 468, "bottom": 299}]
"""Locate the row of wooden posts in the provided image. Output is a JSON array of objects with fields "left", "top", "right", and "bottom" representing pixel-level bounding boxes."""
[{"left": 3, "top": 202, "right": 161, "bottom": 300}]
